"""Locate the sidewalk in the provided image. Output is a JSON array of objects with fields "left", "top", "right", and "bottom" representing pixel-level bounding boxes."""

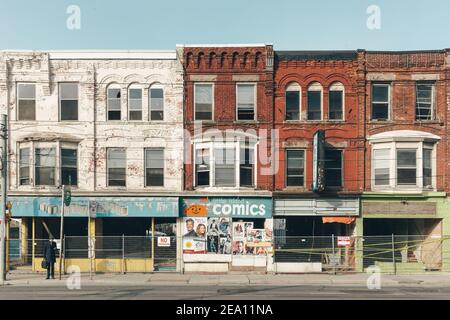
[{"left": 3, "top": 271, "right": 450, "bottom": 287}]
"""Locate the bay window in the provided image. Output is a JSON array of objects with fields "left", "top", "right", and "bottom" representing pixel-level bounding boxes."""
[
  {"left": 19, "top": 148, "right": 30, "bottom": 185},
  {"left": 35, "top": 148, "right": 56, "bottom": 186},
  {"left": 61, "top": 148, "right": 78, "bottom": 186}
]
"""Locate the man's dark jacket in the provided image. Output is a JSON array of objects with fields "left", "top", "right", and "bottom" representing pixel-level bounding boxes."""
[{"left": 44, "top": 241, "right": 57, "bottom": 263}]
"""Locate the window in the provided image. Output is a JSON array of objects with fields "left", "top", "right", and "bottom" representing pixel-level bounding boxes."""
[
  {"left": 214, "top": 147, "right": 236, "bottom": 187},
  {"left": 145, "top": 149, "right": 164, "bottom": 187},
  {"left": 60, "top": 83, "right": 78, "bottom": 121},
  {"left": 373, "top": 149, "right": 390, "bottom": 186},
  {"left": 371, "top": 83, "right": 389, "bottom": 120},
  {"left": 35, "top": 148, "right": 56, "bottom": 186},
  {"left": 329, "top": 83, "right": 344, "bottom": 120},
  {"left": 286, "top": 150, "right": 304, "bottom": 187},
  {"left": 107, "top": 148, "right": 126, "bottom": 187},
  {"left": 194, "top": 84, "right": 213, "bottom": 120},
  {"left": 307, "top": 82, "right": 322, "bottom": 120},
  {"left": 107, "top": 86, "right": 121, "bottom": 120},
  {"left": 285, "top": 83, "right": 300, "bottom": 120},
  {"left": 150, "top": 86, "right": 164, "bottom": 121},
  {"left": 19, "top": 148, "right": 30, "bottom": 185},
  {"left": 240, "top": 146, "right": 254, "bottom": 187},
  {"left": 128, "top": 87, "right": 142, "bottom": 120},
  {"left": 195, "top": 148, "right": 210, "bottom": 186},
  {"left": 423, "top": 147, "right": 432, "bottom": 188},
  {"left": 236, "top": 84, "right": 255, "bottom": 120},
  {"left": 324, "top": 149, "right": 342, "bottom": 187},
  {"left": 61, "top": 149, "right": 77, "bottom": 186},
  {"left": 416, "top": 83, "right": 434, "bottom": 121},
  {"left": 396, "top": 149, "right": 416, "bottom": 185},
  {"left": 17, "top": 83, "right": 36, "bottom": 121}
]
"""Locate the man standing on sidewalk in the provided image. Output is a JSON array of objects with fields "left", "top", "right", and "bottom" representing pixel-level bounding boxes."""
[{"left": 43, "top": 237, "right": 57, "bottom": 279}]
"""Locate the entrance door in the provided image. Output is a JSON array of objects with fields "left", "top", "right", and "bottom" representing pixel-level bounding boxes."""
[{"left": 153, "top": 219, "right": 177, "bottom": 271}]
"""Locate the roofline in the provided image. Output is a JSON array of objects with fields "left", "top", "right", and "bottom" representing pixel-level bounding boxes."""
[
  {"left": 1, "top": 50, "right": 177, "bottom": 60},
  {"left": 176, "top": 44, "right": 271, "bottom": 48},
  {"left": 365, "top": 49, "right": 447, "bottom": 54}
]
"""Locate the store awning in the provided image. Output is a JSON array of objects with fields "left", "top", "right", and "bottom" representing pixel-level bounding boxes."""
[{"left": 322, "top": 216, "right": 356, "bottom": 224}]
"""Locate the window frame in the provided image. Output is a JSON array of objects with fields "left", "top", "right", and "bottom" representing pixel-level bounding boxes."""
[
  {"left": 194, "top": 83, "right": 214, "bottom": 121},
  {"left": 328, "top": 82, "right": 345, "bottom": 121},
  {"left": 107, "top": 148, "right": 127, "bottom": 187},
  {"left": 149, "top": 84, "right": 164, "bottom": 121},
  {"left": 415, "top": 82, "right": 435, "bottom": 121},
  {"left": 107, "top": 84, "right": 122, "bottom": 121},
  {"left": 306, "top": 82, "right": 323, "bottom": 121},
  {"left": 236, "top": 83, "right": 257, "bottom": 121},
  {"left": 371, "top": 82, "right": 391, "bottom": 121},
  {"left": 324, "top": 149, "right": 343, "bottom": 188},
  {"left": 17, "top": 82, "right": 36, "bottom": 121},
  {"left": 59, "top": 82, "right": 79, "bottom": 122},
  {"left": 285, "top": 83, "right": 301, "bottom": 121},
  {"left": 19, "top": 146, "right": 31, "bottom": 186},
  {"left": 128, "top": 85, "right": 143, "bottom": 121},
  {"left": 60, "top": 146, "right": 78, "bottom": 187},
  {"left": 144, "top": 148, "right": 165, "bottom": 187},
  {"left": 285, "top": 149, "right": 305, "bottom": 188}
]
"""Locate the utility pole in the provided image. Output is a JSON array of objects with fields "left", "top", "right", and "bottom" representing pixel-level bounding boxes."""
[{"left": 0, "top": 114, "right": 8, "bottom": 285}]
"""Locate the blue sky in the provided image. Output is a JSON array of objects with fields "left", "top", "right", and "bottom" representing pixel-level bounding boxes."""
[{"left": 1, "top": 0, "right": 449, "bottom": 50}]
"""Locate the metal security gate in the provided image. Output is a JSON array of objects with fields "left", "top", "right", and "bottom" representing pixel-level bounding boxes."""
[{"left": 153, "top": 236, "right": 177, "bottom": 271}]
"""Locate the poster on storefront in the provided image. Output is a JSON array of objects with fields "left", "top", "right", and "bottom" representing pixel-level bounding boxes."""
[
  {"left": 233, "top": 222, "right": 245, "bottom": 241},
  {"left": 232, "top": 240, "right": 245, "bottom": 255},
  {"left": 207, "top": 217, "right": 231, "bottom": 253},
  {"left": 264, "top": 219, "right": 273, "bottom": 242},
  {"left": 183, "top": 217, "right": 207, "bottom": 254}
]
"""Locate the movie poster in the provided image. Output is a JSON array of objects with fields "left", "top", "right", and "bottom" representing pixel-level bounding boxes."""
[
  {"left": 232, "top": 240, "right": 245, "bottom": 255},
  {"left": 264, "top": 219, "right": 273, "bottom": 242},
  {"left": 233, "top": 222, "right": 245, "bottom": 241},
  {"left": 182, "top": 217, "right": 207, "bottom": 254},
  {"left": 207, "top": 217, "right": 231, "bottom": 254}
]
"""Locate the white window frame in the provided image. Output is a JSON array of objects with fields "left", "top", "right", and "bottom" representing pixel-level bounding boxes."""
[
  {"left": 144, "top": 148, "right": 165, "bottom": 187},
  {"left": 149, "top": 84, "right": 164, "bottom": 121},
  {"left": 194, "top": 83, "right": 214, "bottom": 121},
  {"left": 328, "top": 82, "right": 345, "bottom": 121},
  {"left": 128, "top": 85, "right": 143, "bottom": 121},
  {"left": 371, "top": 83, "right": 391, "bottom": 121},
  {"left": 306, "top": 82, "right": 323, "bottom": 121},
  {"left": 236, "top": 83, "right": 257, "bottom": 121},
  {"left": 60, "top": 143, "right": 79, "bottom": 187},
  {"left": 285, "top": 83, "right": 301, "bottom": 121},
  {"left": 59, "top": 82, "right": 79, "bottom": 122},
  {"left": 107, "top": 84, "right": 122, "bottom": 121},
  {"left": 107, "top": 148, "right": 127, "bottom": 187},
  {"left": 17, "top": 82, "right": 36, "bottom": 121}
]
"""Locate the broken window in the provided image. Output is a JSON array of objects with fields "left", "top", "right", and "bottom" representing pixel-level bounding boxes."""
[
  {"left": 371, "top": 83, "right": 389, "bottom": 120},
  {"left": 285, "top": 83, "right": 300, "bottom": 120},
  {"left": 35, "top": 148, "right": 56, "bottom": 186},
  {"left": 195, "top": 148, "right": 210, "bottom": 186},
  {"left": 329, "top": 82, "right": 344, "bottom": 120},
  {"left": 19, "top": 148, "right": 30, "bottom": 185},
  {"left": 17, "top": 83, "right": 36, "bottom": 121},
  {"left": 128, "top": 88, "right": 142, "bottom": 120},
  {"left": 416, "top": 83, "right": 434, "bottom": 121},
  {"left": 61, "top": 148, "right": 77, "bottom": 186},
  {"left": 145, "top": 149, "right": 164, "bottom": 187},
  {"left": 240, "top": 146, "right": 254, "bottom": 187},
  {"left": 396, "top": 149, "right": 417, "bottom": 185},
  {"left": 286, "top": 150, "right": 305, "bottom": 187},
  {"left": 150, "top": 86, "right": 164, "bottom": 121},
  {"left": 237, "top": 84, "right": 255, "bottom": 120},
  {"left": 324, "top": 149, "right": 342, "bottom": 187},
  {"left": 60, "top": 83, "right": 79, "bottom": 121},
  {"left": 107, "top": 148, "right": 126, "bottom": 187},
  {"left": 107, "top": 86, "right": 121, "bottom": 120},
  {"left": 307, "top": 82, "right": 322, "bottom": 120},
  {"left": 373, "top": 149, "right": 390, "bottom": 186},
  {"left": 194, "top": 84, "right": 213, "bottom": 120},
  {"left": 214, "top": 147, "right": 236, "bottom": 186}
]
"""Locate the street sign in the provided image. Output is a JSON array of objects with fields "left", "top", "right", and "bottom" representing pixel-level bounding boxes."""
[
  {"left": 337, "top": 236, "right": 352, "bottom": 247},
  {"left": 157, "top": 236, "right": 171, "bottom": 247},
  {"left": 63, "top": 187, "right": 71, "bottom": 206}
]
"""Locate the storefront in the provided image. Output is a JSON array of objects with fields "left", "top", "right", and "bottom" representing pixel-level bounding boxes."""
[
  {"left": 180, "top": 197, "right": 273, "bottom": 273},
  {"left": 273, "top": 197, "right": 360, "bottom": 273},
  {"left": 9, "top": 196, "right": 179, "bottom": 273}
]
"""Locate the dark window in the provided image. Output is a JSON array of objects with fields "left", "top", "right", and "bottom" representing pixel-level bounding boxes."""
[
  {"left": 145, "top": 149, "right": 164, "bottom": 187},
  {"left": 423, "top": 148, "right": 432, "bottom": 188},
  {"left": 61, "top": 149, "right": 77, "bottom": 186},
  {"left": 285, "top": 90, "right": 300, "bottom": 120},
  {"left": 60, "top": 83, "right": 78, "bottom": 121},
  {"left": 396, "top": 149, "right": 416, "bottom": 185},
  {"left": 194, "top": 84, "right": 213, "bottom": 120},
  {"left": 324, "top": 149, "right": 342, "bottom": 187},
  {"left": 128, "top": 88, "right": 142, "bottom": 120},
  {"left": 17, "top": 84, "right": 36, "bottom": 121},
  {"left": 286, "top": 150, "right": 304, "bottom": 187},
  {"left": 35, "top": 148, "right": 56, "bottom": 186},
  {"left": 195, "top": 148, "right": 210, "bottom": 186},
  {"left": 307, "top": 90, "right": 321, "bottom": 120},
  {"left": 371, "top": 84, "right": 389, "bottom": 120},
  {"left": 416, "top": 83, "right": 434, "bottom": 120},
  {"left": 107, "top": 87, "right": 121, "bottom": 120},
  {"left": 329, "top": 90, "right": 343, "bottom": 120},
  {"left": 107, "top": 148, "right": 126, "bottom": 186},
  {"left": 150, "top": 88, "right": 164, "bottom": 121},
  {"left": 19, "top": 148, "right": 30, "bottom": 185},
  {"left": 237, "top": 84, "right": 255, "bottom": 120},
  {"left": 240, "top": 147, "right": 254, "bottom": 187}
]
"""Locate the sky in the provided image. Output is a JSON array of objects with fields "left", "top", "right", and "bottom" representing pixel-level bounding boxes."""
[{"left": 0, "top": 0, "right": 449, "bottom": 51}]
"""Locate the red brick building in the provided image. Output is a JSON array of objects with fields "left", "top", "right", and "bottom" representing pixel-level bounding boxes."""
[{"left": 271, "top": 51, "right": 365, "bottom": 238}]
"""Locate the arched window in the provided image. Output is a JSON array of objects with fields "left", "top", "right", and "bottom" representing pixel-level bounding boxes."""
[
  {"left": 285, "top": 82, "right": 301, "bottom": 120},
  {"left": 307, "top": 82, "right": 323, "bottom": 120},
  {"left": 107, "top": 84, "right": 121, "bottom": 121},
  {"left": 128, "top": 84, "right": 142, "bottom": 121},
  {"left": 149, "top": 84, "right": 164, "bottom": 121},
  {"left": 329, "top": 82, "right": 344, "bottom": 120}
]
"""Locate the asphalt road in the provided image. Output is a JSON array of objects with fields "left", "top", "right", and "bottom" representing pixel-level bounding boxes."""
[{"left": 1, "top": 284, "right": 450, "bottom": 300}]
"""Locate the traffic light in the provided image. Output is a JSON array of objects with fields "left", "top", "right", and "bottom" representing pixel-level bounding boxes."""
[{"left": 64, "top": 187, "right": 71, "bottom": 206}]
